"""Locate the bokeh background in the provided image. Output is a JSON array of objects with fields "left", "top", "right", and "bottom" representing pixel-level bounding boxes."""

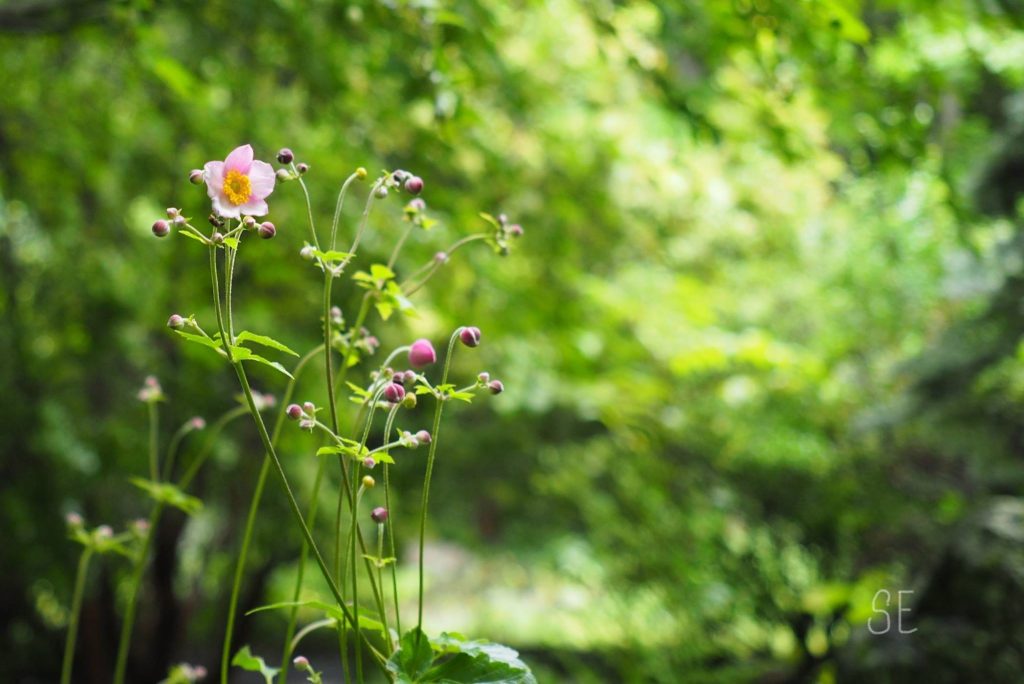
[{"left": 4, "top": 0, "right": 1024, "bottom": 681}]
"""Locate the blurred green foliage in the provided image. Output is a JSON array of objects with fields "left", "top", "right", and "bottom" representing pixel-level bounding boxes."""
[{"left": 5, "top": 0, "right": 1024, "bottom": 681}]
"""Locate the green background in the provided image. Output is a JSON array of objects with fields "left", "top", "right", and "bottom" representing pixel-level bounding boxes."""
[{"left": 3, "top": 0, "right": 1024, "bottom": 681}]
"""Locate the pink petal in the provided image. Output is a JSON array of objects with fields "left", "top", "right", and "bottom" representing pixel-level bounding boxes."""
[
  {"left": 224, "top": 144, "right": 254, "bottom": 174},
  {"left": 247, "top": 160, "right": 276, "bottom": 200},
  {"left": 236, "top": 197, "right": 269, "bottom": 217},
  {"left": 203, "top": 161, "right": 224, "bottom": 199},
  {"left": 211, "top": 193, "right": 242, "bottom": 219}
]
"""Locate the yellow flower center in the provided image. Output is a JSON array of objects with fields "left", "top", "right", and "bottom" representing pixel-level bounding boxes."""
[{"left": 223, "top": 169, "right": 251, "bottom": 206}]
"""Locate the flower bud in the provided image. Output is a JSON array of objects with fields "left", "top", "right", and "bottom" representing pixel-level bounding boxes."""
[
  {"left": 459, "top": 326, "right": 482, "bottom": 348},
  {"left": 208, "top": 214, "right": 225, "bottom": 228},
  {"left": 286, "top": 404, "right": 303, "bottom": 420},
  {"left": 276, "top": 168, "right": 292, "bottom": 182},
  {"left": 190, "top": 416, "right": 206, "bottom": 430},
  {"left": 330, "top": 306, "right": 343, "bottom": 324},
  {"left": 96, "top": 525, "right": 113, "bottom": 539},
  {"left": 145, "top": 375, "right": 160, "bottom": 388},
  {"left": 362, "top": 475, "right": 376, "bottom": 488},
  {"left": 402, "top": 392, "right": 418, "bottom": 409},
  {"left": 132, "top": 519, "right": 150, "bottom": 535},
  {"left": 152, "top": 219, "right": 170, "bottom": 237},
  {"left": 391, "top": 370, "right": 407, "bottom": 385},
  {"left": 293, "top": 656, "right": 310, "bottom": 671},
  {"left": 477, "top": 371, "right": 490, "bottom": 385},
  {"left": 303, "top": 401, "right": 316, "bottom": 414},
  {"left": 356, "top": 167, "right": 368, "bottom": 180},
  {"left": 362, "top": 457, "right": 376, "bottom": 469},
  {"left": 404, "top": 176, "right": 424, "bottom": 195},
  {"left": 392, "top": 169, "right": 410, "bottom": 184},
  {"left": 409, "top": 198, "right": 426, "bottom": 212},
  {"left": 383, "top": 382, "right": 406, "bottom": 403},
  {"left": 488, "top": 379, "right": 504, "bottom": 395},
  {"left": 508, "top": 223, "right": 524, "bottom": 237},
  {"left": 242, "top": 215, "right": 257, "bottom": 230},
  {"left": 167, "top": 314, "right": 186, "bottom": 330},
  {"left": 300, "top": 245, "right": 316, "bottom": 260},
  {"left": 434, "top": 251, "right": 449, "bottom": 264},
  {"left": 189, "top": 169, "right": 204, "bottom": 185},
  {"left": 172, "top": 215, "right": 186, "bottom": 227},
  {"left": 415, "top": 429, "right": 432, "bottom": 444},
  {"left": 277, "top": 148, "right": 295, "bottom": 164},
  {"left": 66, "top": 512, "right": 84, "bottom": 528},
  {"left": 371, "top": 507, "right": 388, "bottom": 523},
  {"left": 166, "top": 207, "right": 181, "bottom": 219},
  {"left": 258, "top": 221, "right": 276, "bottom": 239},
  {"left": 211, "top": 232, "right": 225, "bottom": 245},
  {"left": 296, "top": 162, "right": 310, "bottom": 175},
  {"left": 408, "top": 338, "right": 437, "bottom": 368},
  {"left": 374, "top": 185, "right": 389, "bottom": 199},
  {"left": 498, "top": 213, "right": 508, "bottom": 225}
]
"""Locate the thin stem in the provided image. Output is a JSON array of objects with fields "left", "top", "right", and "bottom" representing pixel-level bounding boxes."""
[
  {"left": 381, "top": 404, "right": 402, "bottom": 636},
  {"left": 278, "top": 453, "right": 327, "bottom": 682},
  {"left": 400, "top": 234, "right": 490, "bottom": 296},
  {"left": 60, "top": 547, "right": 93, "bottom": 684},
  {"left": 224, "top": 234, "right": 238, "bottom": 342},
  {"left": 417, "top": 330, "right": 461, "bottom": 641},
  {"left": 161, "top": 419, "right": 195, "bottom": 482},
  {"left": 112, "top": 502, "right": 163, "bottom": 684},
  {"left": 176, "top": 406, "right": 249, "bottom": 491},
  {"left": 387, "top": 222, "right": 415, "bottom": 270},
  {"left": 207, "top": 244, "right": 385, "bottom": 670},
  {"left": 148, "top": 401, "right": 159, "bottom": 482},
  {"left": 294, "top": 171, "right": 322, "bottom": 251},
  {"left": 221, "top": 343, "right": 324, "bottom": 684},
  {"left": 330, "top": 172, "right": 361, "bottom": 252}
]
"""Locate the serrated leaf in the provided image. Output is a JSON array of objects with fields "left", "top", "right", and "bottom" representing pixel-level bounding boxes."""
[
  {"left": 235, "top": 330, "right": 299, "bottom": 356},
  {"left": 172, "top": 330, "right": 225, "bottom": 354},
  {"left": 228, "top": 346, "right": 294, "bottom": 378},
  {"left": 346, "top": 382, "right": 371, "bottom": 398},
  {"left": 131, "top": 478, "right": 203, "bottom": 515},
  {"left": 370, "top": 263, "right": 395, "bottom": 281},
  {"left": 313, "top": 249, "right": 354, "bottom": 263},
  {"left": 428, "top": 634, "right": 535, "bottom": 683},
  {"left": 231, "top": 646, "right": 279, "bottom": 684},
  {"left": 388, "top": 628, "right": 435, "bottom": 682},
  {"left": 222, "top": 236, "right": 240, "bottom": 249}
]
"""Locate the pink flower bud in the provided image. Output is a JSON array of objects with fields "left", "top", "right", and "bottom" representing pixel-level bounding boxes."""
[
  {"left": 408, "top": 339, "right": 437, "bottom": 368},
  {"left": 96, "top": 525, "right": 113, "bottom": 539},
  {"left": 286, "top": 404, "right": 303, "bottom": 420},
  {"left": 296, "top": 162, "right": 309, "bottom": 174},
  {"left": 303, "top": 401, "right": 316, "bottom": 414},
  {"left": 383, "top": 382, "right": 406, "bottom": 403},
  {"left": 488, "top": 379, "right": 504, "bottom": 395},
  {"left": 371, "top": 507, "right": 388, "bottom": 523},
  {"left": 242, "top": 216, "right": 257, "bottom": 229},
  {"left": 405, "top": 176, "right": 424, "bottom": 195},
  {"left": 152, "top": 220, "right": 170, "bottom": 237},
  {"left": 300, "top": 245, "right": 316, "bottom": 260},
  {"left": 258, "top": 221, "right": 276, "bottom": 239},
  {"left": 374, "top": 185, "right": 389, "bottom": 199},
  {"left": 172, "top": 215, "right": 186, "bottom": 227},
  {"left": 276, "top": 169, "right": 292, "bottom": 181},
  {"left": 66, "top": 512, "right": 84, "bottom": 527},
  {"left": 408, "top": 198, "right": 426, "bottom": 212},
  {"left": 362, "top": 457, "right": 376, "bottom": 469},
  {"left": 167, "top": 314, "right": 186, "bottom": 330},
  {"left": 277, "top": 148, "right": 295, "bottom": 164},
  {"left": 292, "top": 655, "right": 310, "bottom": 671},
  {"left": 477, "top": 372, "right": 490, "bottom": 384},
  {"left": 391, "top": 370, "right": 407, "bottom": 385},
  {"left": 211, "top": 232, "right": 224, "bottom": 245},
  {"left": 166, "top": 207, "right": 181, "bottom": 218},
  {"left": 508, "top": 223, "right": 524, "bottom": 237},
  {"left": 190, "top": 416, "right": 206, "bottom": 430},
  {"left": 459, "top": 326, "right": 482, "bottom": 348},
  {"left": 434, "top": 251, "right": 449, "bottom": 264},
  {"left": 189, "top": 169, "right": 204, "bottom": 185},
  {"left": 415, "top": 430, "right": 432, "bottom": 444}
]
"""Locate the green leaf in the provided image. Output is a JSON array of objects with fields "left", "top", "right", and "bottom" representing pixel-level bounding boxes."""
[
  {"left": 375, "top": 299, "right": 395, "bottom": 321},
  {"left": 228, "top": 345, "right": 294, "bottom": 378},
  {"left": 231, "top": 645, "right": 279, "bottom": 684},
  {"left": 387, "top": 628, "right": 435, "bottom": 682},
  {"left": 428, "top": 634, "right": 536, "bottom": 683},
  {"left": 347, "top": 381, "right": 371, "bottom": 399},
  {"left": 172, "top": 330, "right": 224, "bottom": 354},
  {"left": 246, "top": 600, "right": 385, "bottom": 634},
  {"left": 313, "top": 249, "right": 354, "bottom": 263},
  {"left": 235, "top": 330, "right": 299, "bottom": 356},
  {"left": 177, "top": 229, "right": 208, "bottom": 245},
  {"left": 221, "top": 236, "right": 240, "bottom": 249},
  {"left": 370, "top": 263, "right": 396, "bottom": 281},
  {"left": 131, "top": 478, "right": 203, "bottom": 515}
]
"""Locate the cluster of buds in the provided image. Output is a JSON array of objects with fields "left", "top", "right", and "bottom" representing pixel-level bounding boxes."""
[
  {"left": 379, "top": 168, "right": 424, "bottom": 200},
  {"left": 286, "top": 401, "right": 318, "bottom": 430},
  {"left": 274, "top": 148, "right": 309, "bottom": 182},
  {"left": 137, "top": 375, "right": 164, "bottom": 403},
  {"left": 398, "top": 429, "right": 432, "bottom": 448},
  {"left": 476, "top": 371, "right": 504, "bottom": 395},
  {"left": 490, "top": 212, "right": 524, "bottom": 256},
  {"left": 332, "top": 325, "right": 380, "bottom": 362},
  {"left": 152, "top": 207, "right": 189, "bottom": 237},
  {"left": 241, "top": 214, "right": 277, "bottom": 239}
]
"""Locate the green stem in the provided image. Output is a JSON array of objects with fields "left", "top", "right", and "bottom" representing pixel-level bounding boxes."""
[
  {"left": 399, "top": 233, "right": 489, "bottom": 295},
  {"left": 112, "top": 502, "right": 163, "bottom": 684},
  {"left": 161, "top": 419, "right": 194, "bottom": 482},
  {"left": 330, "top": 172, "right": 361, "bottom": 252},
  {"left": 381, "top": 404, "right": 402, "bottom": 636},
  {"left": 416, "top": 330, "right": 461, "bottom": 641},
  {"left": 220, "top": 344, "right": 322, "bottom": 684},
  {"left": 148, "top": 401, "right": 159, "bottom": 482},
  {"left": 294, "top": 172, "right": 322, "bottom": 251},
  {"left": 207, "top": 245, "right": 385, "bottom": 672},
  {"left": 60, "top": 547, "right": 93, "bottom": 684}
]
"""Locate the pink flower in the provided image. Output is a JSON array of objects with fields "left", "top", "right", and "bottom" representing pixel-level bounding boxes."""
[
  {"left": 203, "top": 145, "right": 276, "bottom": 218},
  {"left": 408, "top": 338, "right": 437, "bottom": 368}
]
